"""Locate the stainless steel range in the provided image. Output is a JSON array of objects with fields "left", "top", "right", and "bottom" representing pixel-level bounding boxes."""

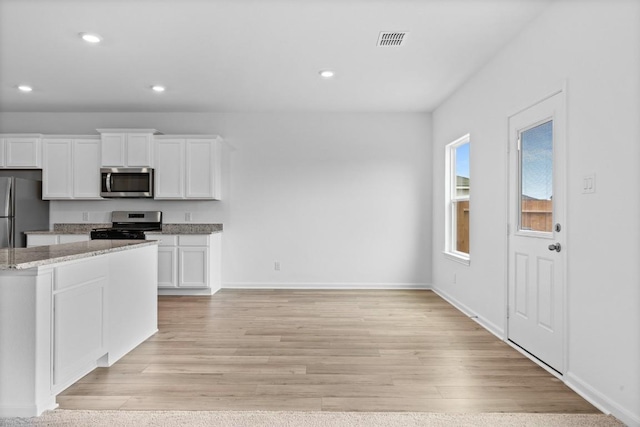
[{"left": 90, "top": 211, "right": 162, "bottom": 240}]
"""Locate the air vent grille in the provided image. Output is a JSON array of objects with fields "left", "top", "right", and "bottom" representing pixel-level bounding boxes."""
[{"left": 377, "top": 32, "right": 408, "bottom": 47}]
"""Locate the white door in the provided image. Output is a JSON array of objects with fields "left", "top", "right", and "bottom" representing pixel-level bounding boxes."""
[{"left": 508, "top": 91, "right": 566, "bottom": 373}]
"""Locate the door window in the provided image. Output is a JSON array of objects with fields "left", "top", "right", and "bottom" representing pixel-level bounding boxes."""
[{"left": 519, "top": 120, "right": 553, "bottom": 234}]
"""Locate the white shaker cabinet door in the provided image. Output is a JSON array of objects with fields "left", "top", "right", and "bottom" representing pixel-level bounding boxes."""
[
  {"left": 126, "top": 133, "right": 153, "bottom": 167},
  {"left": 178, "top": 247, "right": 209, "bottom": 288},
  {"left": 185, "top": 139, "right": 220, "bottom": 199},
  {"left": 5, "top": 137, "right": 41, "bottom": 168},
  {"left": 43, "top": 139, "right": 73, "bottom": 198},
  {"left": 73, "top": 139, "right": 101, "bottom": 198},
  {"left": 100, "top": 133, "right": 126, "bottom": 167},
  {"left": 154, "top": 139, "right": 185, "bottom": 199},
  {"left": 157, "top": 247, "right": 178, "bottom": 288}
]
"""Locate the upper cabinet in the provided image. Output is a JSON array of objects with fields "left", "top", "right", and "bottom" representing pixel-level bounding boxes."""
[
  {"left": 42, "top": 136, "right": 102, "bottom": 200},
  {"left": 0, "top": 134, "right": 42, "bottom": 168},
  {"left": 98, "top": 129, "right": 157, "bottom": 167},
  {"left": 155, "top": 136, "right": 222, "bottom": 200}
]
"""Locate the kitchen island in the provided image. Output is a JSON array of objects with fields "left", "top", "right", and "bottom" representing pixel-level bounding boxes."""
[
  {"left": 0, "top": 240, "right": 159, "bottom": 417},
  {"left": 26, "top": 223, "right": 223, "bottom": 295}
]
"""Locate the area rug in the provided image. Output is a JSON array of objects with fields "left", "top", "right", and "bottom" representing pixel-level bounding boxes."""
[{"left": 1, "top": 410, "right": 624, "bottom": 427}]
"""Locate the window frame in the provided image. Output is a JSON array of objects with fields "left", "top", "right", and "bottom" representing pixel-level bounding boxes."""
[{"left": 444, "top": 134, "right": 471, "bottom": 265}]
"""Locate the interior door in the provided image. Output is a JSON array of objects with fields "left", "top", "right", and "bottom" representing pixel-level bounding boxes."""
[{"left": 507, "top": 91, "right": 566, "bottom": 373}]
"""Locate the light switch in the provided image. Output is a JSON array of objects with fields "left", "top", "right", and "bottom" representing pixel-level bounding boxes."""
[{"left": 582, "top": 173, "right": 596, "bottom": 194}]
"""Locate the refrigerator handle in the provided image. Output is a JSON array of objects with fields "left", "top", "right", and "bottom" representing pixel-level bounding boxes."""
[
  {"left": 1, "top": 178, "right": 11, "bottom": 217},
  {"left": 1, "top": 219, "right": 12, "bottom": 248}
]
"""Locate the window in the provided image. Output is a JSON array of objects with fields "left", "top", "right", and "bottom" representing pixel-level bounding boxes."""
[
  {"left": 518, "top": 120, "right": 553, "bottom": 234},
  {"left": 445, "top": 134, "right": 470, "bottom": 263}
]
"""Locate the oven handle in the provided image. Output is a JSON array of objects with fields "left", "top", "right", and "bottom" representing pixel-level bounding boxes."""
[{"left": 106, "top": 173, "right": 112, "bottom": 192}]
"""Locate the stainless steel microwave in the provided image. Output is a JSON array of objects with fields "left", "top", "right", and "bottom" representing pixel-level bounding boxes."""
[{"left": 101, "top": 167, "right": 154, "bottom": 198}]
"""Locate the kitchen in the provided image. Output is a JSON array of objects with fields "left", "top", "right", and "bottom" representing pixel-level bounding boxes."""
[
  {"left": 0, "top": 0, "right": 639, "bottom": 426},
  {"left": 0, "top": 128, "right": 225, "bottom": 415}
]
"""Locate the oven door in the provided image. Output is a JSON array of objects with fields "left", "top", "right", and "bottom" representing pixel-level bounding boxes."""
[{"left": 101, "top": 168, "right": 154, "bottom": 198}]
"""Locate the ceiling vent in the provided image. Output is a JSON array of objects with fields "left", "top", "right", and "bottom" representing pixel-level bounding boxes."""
[{"left": 377, "top": 32, "right": 408, "bottom": 47}]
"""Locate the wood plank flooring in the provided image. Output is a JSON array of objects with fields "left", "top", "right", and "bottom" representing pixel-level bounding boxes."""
[{"left": 58, "top": 289, "right": 599, "bottom": 413}]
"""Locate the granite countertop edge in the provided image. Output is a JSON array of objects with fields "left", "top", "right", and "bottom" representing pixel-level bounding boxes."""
[
  {"left": 25, "top": 223, "right": 223, "bottom": 235},
  {"left": 0, "top": 240, "right": 158, "bottom": 270}
]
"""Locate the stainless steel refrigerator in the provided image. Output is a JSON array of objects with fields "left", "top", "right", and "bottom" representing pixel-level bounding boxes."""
[{"left": 0, "top": 177, "right": 50, "bottom": 248}]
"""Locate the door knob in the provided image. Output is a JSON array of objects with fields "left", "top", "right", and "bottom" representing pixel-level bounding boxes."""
[{"left": 548, "top": 243, "right": 561, "bottom": 252}]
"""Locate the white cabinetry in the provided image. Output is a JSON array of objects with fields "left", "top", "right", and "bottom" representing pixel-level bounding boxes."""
[
  {"left": 155, "top": 136, "right": 222, "bottom": 200},
  {"left": 147, "top": 233, "right": 221, "bottom": 295},
  {"left": 0, "top": 243, "right": 158, "bottom": 417},
  {"left": 98, "top": 129, "right": 157, "bottom": 167},
  {"left": 42, "top": 136, "right": 101, "bottom": 199},
  {"left": 27, "top": 234, "right": 90, "bottom": 247},
  {"left": 51, "top": 257, "right": 107, "bottom": 392},
  {"left": 0, "top": 134, "right": 42, "bottom": 168}
]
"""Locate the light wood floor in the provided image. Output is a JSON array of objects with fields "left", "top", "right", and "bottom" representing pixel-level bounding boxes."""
[{"left": 59, "top": 289, "right": 599, "bottom": 413}]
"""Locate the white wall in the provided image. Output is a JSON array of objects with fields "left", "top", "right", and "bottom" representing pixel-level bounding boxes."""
[
  {"left": 431, "top": 1, "right": 639, "bottom": 425},
  {"left": 0, "top": 112, "right": 432, "bottom": 288}
]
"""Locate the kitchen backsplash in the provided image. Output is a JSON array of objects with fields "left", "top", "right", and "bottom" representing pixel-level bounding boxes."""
[{"left": 49, "top": 199, "right": 225, "bottom": 226}]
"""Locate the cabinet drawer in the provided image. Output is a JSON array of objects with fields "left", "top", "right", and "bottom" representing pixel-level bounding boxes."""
[
  {"left": 59, "top": 235, "right": 90, "bottom": 244},
  {"left": 27, "top": 235, "right": 59, "bottom": 247},
  {"left": 178, "top": 235, "right": 209, "bottom": 246},
  {"left": 146, "top": 235, "right": 177, "bottom": 246},
  {"left": 54, "top": 257, "right": 108, "bottom": 291}
]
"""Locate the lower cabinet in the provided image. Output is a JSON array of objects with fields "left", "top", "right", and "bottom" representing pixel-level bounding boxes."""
[
  {"left": 148, "top": 233, "right": 221, "bottom": 295},
  {"left": 27, "top": 234, "right": 90, "bottom": 247},
  {"left": 51, "top": 257, "right": 107, "bottom": 392},
  {"left": 0, "top": 244, "right": 158, "bottom": 417}
]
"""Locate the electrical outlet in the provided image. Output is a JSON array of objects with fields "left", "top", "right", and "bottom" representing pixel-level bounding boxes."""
[
  {"left": 185, "top": 212, "right": 192, "bottom": 222},
  {"left": 274, "top": 261, "right": 281, "bottom": 271},
  {"left": 82, "top": 212, "right": 89, "bottom": 221}
]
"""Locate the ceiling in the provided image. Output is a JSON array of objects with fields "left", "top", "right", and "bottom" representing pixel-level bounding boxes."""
[{"left": 0, "top": 0, "right": 552, "bottom": 113}]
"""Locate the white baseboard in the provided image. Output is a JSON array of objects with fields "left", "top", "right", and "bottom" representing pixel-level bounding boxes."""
[
  {"left": 431, "top": 286, "right": 505, "bottom": 339},
  {"left": 433, "top": 285, "right": 638, "bottom": 427},
  {"left": 564, "top": 372, "right": 640, "bottom": 427},
  {"left": 158, "top": 288, "right": 220, "bottom": 296},
  {"left": 0, "top": 397, "right": 56, "bottom": 417},
  {"left": 222, "top": 282, "right": 432, "bottom": 290}
]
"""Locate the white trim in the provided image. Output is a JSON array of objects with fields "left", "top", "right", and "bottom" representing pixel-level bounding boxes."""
[
  {"left": 431, "top": 286, "right": 504, "bottom": 339},
  {"left": 442, "top": 251, "right": 470, "bottom": 266},
  {"left": 158, "top": 288, "right": 220, "bottom": 296},
  {"left": 564, "top": 372, "right": 640, "bottom": 427},
  {"left": 434, "top": 284, "right": 634, "bottom": 426},
  {"left": 222, "top": 282, "right": 432, "bottom": 290},
  {"left": 0, "top": 398, "right": 57, "bottom": 418}
]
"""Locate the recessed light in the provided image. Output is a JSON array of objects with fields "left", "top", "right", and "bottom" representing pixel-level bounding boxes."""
[
  {"left": 151, "top": 85, "right": 166, "bottom": 92},
  {"left": 79, "top": 32, "right": 102, "bottom": 43},
  {"left": 18, "top": 85, "right": 33, "bottom": 92},
  {"left": 319, "top": 70, "right": 335, "bottom": 79}
]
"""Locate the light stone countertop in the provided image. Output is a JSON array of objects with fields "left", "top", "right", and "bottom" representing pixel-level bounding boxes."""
[
  {"left": 25, "top": 223, "right": 223, "bottom": 235},
  {"left": 147, "top": 224, "right": 223, "bottom": 234},
  {"left": 0, "top": 240, "right": 158, "bottom": 270},
  {"left": 24, "top": 224, "right": 110, "bottom": 235}
]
